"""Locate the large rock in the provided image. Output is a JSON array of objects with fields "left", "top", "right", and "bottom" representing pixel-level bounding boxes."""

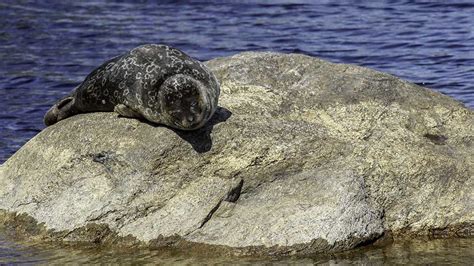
[{"left": 0, "top": 52, "right": 472, "bottom": 255}]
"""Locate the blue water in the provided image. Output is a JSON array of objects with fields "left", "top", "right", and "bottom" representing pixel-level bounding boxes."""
[{"left": 0, "top": 0, "right": 473, "bottom": 163}]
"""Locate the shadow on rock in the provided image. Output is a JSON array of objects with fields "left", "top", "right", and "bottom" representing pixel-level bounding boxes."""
[
  {"left": 118, "top": 106, "right": 232, "bottom": 153},
  {"left": 173, "top": 106, "right": 232, "bottom": 153}
]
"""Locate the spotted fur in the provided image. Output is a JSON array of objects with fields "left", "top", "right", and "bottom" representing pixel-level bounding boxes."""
[{"left": 44, "top": 44, "right": 220, "bottom": 130}]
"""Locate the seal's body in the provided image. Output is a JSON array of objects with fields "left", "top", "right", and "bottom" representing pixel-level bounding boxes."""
[{"left": 44, "top": 44, "right": 220, "bottom": 130}]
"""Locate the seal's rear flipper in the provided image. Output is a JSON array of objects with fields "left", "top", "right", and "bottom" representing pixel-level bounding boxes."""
[
  {"left": 44, "top": 96, "right": 76, "bottom": 126},
  {"left": 114, "top": 104, "right": 142, "bottom": 119}
]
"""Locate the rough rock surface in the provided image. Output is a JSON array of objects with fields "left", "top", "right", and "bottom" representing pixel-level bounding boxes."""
[{"left": 0, "top": 52, "right": 473, "bottom": 255}]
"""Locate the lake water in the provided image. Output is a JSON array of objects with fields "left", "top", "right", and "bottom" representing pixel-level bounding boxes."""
[
  {"left": 0, "top": 0, "right": 473, "bottom": 264},
  {"left": 1, "top": 235, "right": 473, "bottom": 264}
]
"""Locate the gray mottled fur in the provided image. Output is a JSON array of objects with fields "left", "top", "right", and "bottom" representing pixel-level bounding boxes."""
[{"left": 44, "top": 44, "right": 220, "bottom": 130}]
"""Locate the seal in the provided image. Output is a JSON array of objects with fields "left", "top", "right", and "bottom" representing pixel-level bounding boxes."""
[{"left": 44, "top": 44, "right": 220, "bottom": 130}]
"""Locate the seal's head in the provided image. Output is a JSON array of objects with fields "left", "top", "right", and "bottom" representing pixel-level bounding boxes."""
[
  {"left": 44, "top": 96, "right": 78, "bottom": 126},
  {"left": 159, "top": 74, "right": 213, "bottom": 130}
]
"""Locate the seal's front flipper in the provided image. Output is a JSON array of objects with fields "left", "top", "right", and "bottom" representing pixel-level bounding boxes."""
[{"left": 114, "top": 104, "right": 141, "bottom": 118}]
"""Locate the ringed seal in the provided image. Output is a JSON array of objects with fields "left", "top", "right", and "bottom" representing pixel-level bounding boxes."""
[{"left": 44, "top": 44, "right": 220, "bottom": 130}]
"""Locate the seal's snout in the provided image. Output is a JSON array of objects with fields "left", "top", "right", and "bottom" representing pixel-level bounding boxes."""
[{"left": 179, "top": 112, "right": 204, "bottom": 130}]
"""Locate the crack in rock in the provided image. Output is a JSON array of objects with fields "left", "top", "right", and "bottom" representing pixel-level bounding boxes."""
[{"left": 199, "top": 179, "right": 244, "bottom": 229}]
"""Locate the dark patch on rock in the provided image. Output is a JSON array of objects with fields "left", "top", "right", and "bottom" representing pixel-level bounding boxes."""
[
  {"left": 91, "top": 151, "right": 115, "bottom": 164},
  {"left": 225, "top": 179, "right": 243, "bottom": 203},
  {"left": 424, "top": 133, "right": 448, "bottom": 145}
]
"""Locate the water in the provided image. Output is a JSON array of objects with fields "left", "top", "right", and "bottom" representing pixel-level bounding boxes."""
[
  {"left": 1, "top": 235, "right": 473, "bottom": 264},
  {"left": 0, "top": 0, "right": 473, "bottom": 263}
]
